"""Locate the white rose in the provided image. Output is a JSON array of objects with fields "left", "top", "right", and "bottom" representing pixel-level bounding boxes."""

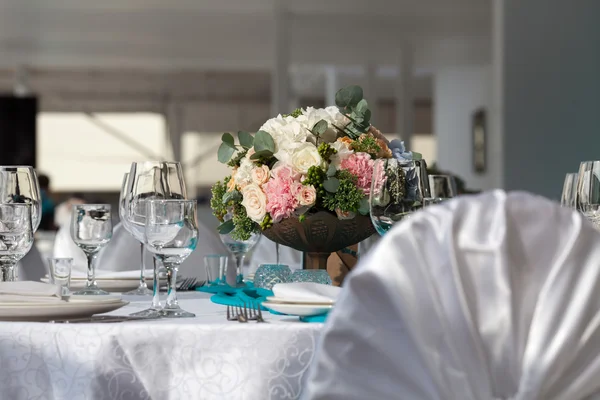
[
  {"left": 241, "top": 184, "right": 267, "bottom": 224},
  {"left": 290, "top": 143, "right": 322, "bottom": 174},
  {"left": 251, "top": 165, "right": 270, "bottom": 186},
  {"left": 330, "top": 141, "right": 354, "bottom": 168},
  {"left": 234, "top": 157, "right": 254, "bottom": 189}
]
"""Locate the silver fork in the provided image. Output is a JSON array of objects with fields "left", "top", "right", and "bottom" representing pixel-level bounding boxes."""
[
  {"left": 226, "top": 305, "right": 248, "bottom": 322},
  {"left": 244, "top": 303, "right": 266, "bottom": 323}
]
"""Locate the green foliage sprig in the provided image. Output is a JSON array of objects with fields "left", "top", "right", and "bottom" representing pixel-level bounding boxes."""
[
  {"left": 230, "top": 204, "right": 257, "bottom": 241},
  {"left": 322, "top": 170, "right": 364, "bottom": 214},
  {"left": 351, "top": 135, "right": 381, "bottom": 158},
  {"left": 283, "top": 108, "right": 303, "bottom": 118},
  {"left": 210, "top": 178, "right": 229, "bottom": 222},
  {"left": 218, "top": 130, "right": 277, "bottom": 164},
  {"left": 317, "top": 142, "right": 337, "bottom": 161},
  {"left": 334, "top": 85, "right": 372, "bottom": 139}
]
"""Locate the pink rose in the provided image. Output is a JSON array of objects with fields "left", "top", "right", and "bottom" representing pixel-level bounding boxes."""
[
  {"left": 297, "top": 185, "right": 317, "bottom": 207},
  {"left": 251, "top": 165, "right": 270, "bottom": 186},
  {"left": 340, "top": 152, "right": 376, "bottom": 196}
]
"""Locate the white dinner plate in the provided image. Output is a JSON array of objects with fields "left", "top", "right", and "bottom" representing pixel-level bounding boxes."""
[
  {"left": 261, "top": 301, "right": 333, "bottom": 317},
  {"left": 265, "top": 296, "right": 335, "bottom": 306},
  {"left": 41, "top": 278, "right": 161, "bottom": 293},
  {"left": 0, "top": 297, "right": 129, "bottom": 322}
]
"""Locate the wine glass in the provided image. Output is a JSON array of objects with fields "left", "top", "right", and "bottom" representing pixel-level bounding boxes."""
[
  {"left": 70, "top": 204, "right": 113, "bottom": 295},
  {"left": 428, "top": 174, "right": 458, "bottom": 200},
  {"left": 219, "top": 215, "right": 260, "bottom": 286},
  {"left": 577, "top": 161, "right": 600, "bottom": 227},
  {"left": 0, "top": 204, "right": 34, "bottom": 282},
  {"left": 126, "top": 161, "right": 187, "bottom": 317},
  {"left": 145, "top": 199, "right": 198, "bottom": 318},
  {"left": 369, "top": 158, "right": 430, "bottom": 236},
  {"left": 119, "top": 173, "right": 152, "bottom": 296},
  {"left": 0, "top": 166, "right": 42, "bottom": 232},
  {"left": 561, "top": 172, "right": 578, "bottom": 208}
]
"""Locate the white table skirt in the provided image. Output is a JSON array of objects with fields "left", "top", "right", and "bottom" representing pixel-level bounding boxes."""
[{"left": 0, "top": 292, "right": 323, "bottom": 400}]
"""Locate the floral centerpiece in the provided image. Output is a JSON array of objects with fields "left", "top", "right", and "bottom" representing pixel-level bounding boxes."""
[{"left": 211, "top": 85, "right": 421, "bottom": 270}]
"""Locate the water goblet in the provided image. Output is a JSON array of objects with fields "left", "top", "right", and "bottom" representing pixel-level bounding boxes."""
[
  {"left": 0, "top": 203, "right": 34, "bottom": 282},
  {"left": 370, "top": 158, "right": 430, "bottom": 236},
  {"left": 428, "top": 174, "right": 458, "bottom": 200},
  {"left": 204, "top": 254, "right": 228, "bottom": 286},
  {"left": 145, "top": 199, "right": 198, "bottom": 318},
  {"left": 561, "top": 172, "right": 578, "bottom": 208},
  {"left": 48, "top": 257, "right": 73, "bottom": 295},
  {"left": 577, "top": 161, "right": 600, "bottom": 228},
  {"left": 71, "top": 204, "right": 113, "bottom": 295},
  {"left": 126, "top": 161, "right": 187, "bottom": 317},
  {"left": 254, "top": 264, "right": 292, "bottom": 290},
  {"left": 0, "top": 166, "right": 42, "bottom": 231},
  {"left": 219, "top": 221, "right": 260, "bottom": 287}
]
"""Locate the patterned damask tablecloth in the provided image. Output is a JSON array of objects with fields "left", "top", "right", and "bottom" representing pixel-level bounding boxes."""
[{"left": 0, "top": 293, "right": 323, "bottom": 400}]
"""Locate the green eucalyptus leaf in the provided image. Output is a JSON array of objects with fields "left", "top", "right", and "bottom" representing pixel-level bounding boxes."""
[
  {"left": 312, "top": 119, "right": 328, "bottom": 136},
  {"left": 356, "top": 99, "right": 369, "bottom": 114},
  {"left": 222, "top": 190, "right": 242, "bottom": 205},
  {"left": 363, "top": 109, "right": 372, "bottom": 125},
  {"left": 254, "top": 130, "right": 275, "bottom": 153},
  {"left": 221, "top": 132, "right": 236, "bottom": 149},
  {"left": 335, "top": 85, "right": 363, "bottom": 109},
  {"left": 358, "top": 197, "right": 369, "bottom": 215},
  {"left": 324, "top": 177, "right": 340, "bottom": 193},
  {"left": 238, "top": 131, "right": 254, "bottom": 149},
  {"left": 218, "top": 142, "right": 236, "bottom": 163},
  {"left": 250, "top": 149, "right": 274, "bottom": 160},
  {"left": 326, "top": 164, "right": 337, "bottom": 177},
  {"left": 217, "top": 219, "right": 235, "bottom": 234},
  {"left": 412, "top": 152, "right": 423, "bottom": 160}
]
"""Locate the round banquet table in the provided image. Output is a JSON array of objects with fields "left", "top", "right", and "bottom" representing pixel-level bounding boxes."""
[{"left": 0, "top": 292, "right": 323, "bottom": 400}]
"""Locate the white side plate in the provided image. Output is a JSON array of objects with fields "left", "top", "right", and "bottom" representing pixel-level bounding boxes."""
[
  {"left": 0, "top": 299, "right": 129, "bottom": 322},
  {"left": 262, "top": 301, "right": 332, "bottom": 317}
]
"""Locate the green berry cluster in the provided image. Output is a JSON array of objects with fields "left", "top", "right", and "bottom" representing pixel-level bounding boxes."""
[
  {"left": 303, "top": 166, "right": 326, "bottom": 197},
  {"left": 322, "top": 178, "right": 363, "bottom": 213},
  {"left": 283, "top": 108, "right": 303, "bottom": 118},
  {"left": 317, "top": 143, "right": 337, "bottom": 161},
  {"left": 260, "top": 214, "right": 273, "bottom": 230},
  {"left": 210, "top": 178, "right": 229, "bottom": 221}
]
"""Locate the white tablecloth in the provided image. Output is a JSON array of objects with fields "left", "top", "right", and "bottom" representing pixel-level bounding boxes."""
[{"left": 0, "top": 292, "right": 323, "bottom": 400}]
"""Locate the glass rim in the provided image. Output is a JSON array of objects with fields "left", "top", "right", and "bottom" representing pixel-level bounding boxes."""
[
  {"left": 146, "top": 199, "right": 196, "bottom": 204},
  {"left": 130, "top": 161, "right": 182, "bottom": 167}
]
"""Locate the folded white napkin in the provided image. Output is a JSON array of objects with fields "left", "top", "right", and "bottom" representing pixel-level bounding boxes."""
[
  {"left": 271, "top": 282, "right": 341, "bottom": 303},
  {"left": 0, "top": 281, "right": 63, "bottom": 303}
]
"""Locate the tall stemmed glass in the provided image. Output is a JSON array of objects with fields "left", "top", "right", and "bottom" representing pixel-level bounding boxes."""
[
  {"left": 71, "top": 204, "right": 113, "bottom": 295},
  {"left": 0, "top": 166, "right": 42, "bottom": 232},
  {"left": 0, "top": 204, "right": 34, "bottom": 282},
  {"left": 126, "top": 161, "right": 187, "bottom": 317},
  {"left": 369, "top": 158, "right": 430, "bottom": 236},
  {"left": 428, "top": 175, "right": 458, "bottom": 200},
  {"left": 119, "top": 173, "right": 152, "bottom": 296},
  {"left": 576, "top": 161, "right": 600, "bottom": 228},
  {"left": 219, "top": 215, "right": 261, "bottom": 286},
  {"left": 145, "top": 199, "right": 198, "bottom": 318},
  {"left": 561, "top": 172, "right": 578, "bottom": 208}
]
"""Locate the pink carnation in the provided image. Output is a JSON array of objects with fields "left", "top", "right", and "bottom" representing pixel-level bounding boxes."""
[
  {"left": 340, "top": 152, "right": 376, "bottom": 196},
  {"left": 263, "top": 175, "right": 301, "bottom": 222},
  {"left": 271, "top": 165, "right": 300, "bottom": 181}
]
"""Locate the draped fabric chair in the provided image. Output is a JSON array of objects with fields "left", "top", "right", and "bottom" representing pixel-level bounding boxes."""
[{"left": 302, "top": 191, "right": 600, "bottom": 400}]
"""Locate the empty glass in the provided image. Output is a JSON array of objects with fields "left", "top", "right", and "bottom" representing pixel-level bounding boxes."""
[
  {"left": 205, "top": 255, "right": 228, "bottom": 286},
  {"left": 428, "top": 175, "right": 458, "bottom": 200},
  {"left": 370, "top": 158, "right": 430, "bottom": 236},
  {"left": 145, "top": 199, "right": 198, "bottom": 318},
  {"left": 119, "top": 172, "right": 151, "bottom": 296},
  {"left": 220, "top": 215, "right": 261, "bottom": 286},
  {"left": 0, "top": 166, "right": 42, "bottom": 232},
  {"left": 577, "top": 161, "right": 600, "bottom": 228},
  {"left": 71, "top": 204, "right": 113, "bottom": 295},
  {"left": 126, "top": 161, "right": 188, "bottom": 317},
  {"left": 254, "top": 264, "right": 291, "bottom": 290},
  {"left": 0, "top": 204, "right": 34, "bottom": 282},
  {"left": 290, "top": 270, "right": 332, "bottom": 285},
  {"left": 48, "top": 258, "right": 73, "bottom": 295},
  {"left": 561, "top": 172, "right": 578, "bottom": 208}
]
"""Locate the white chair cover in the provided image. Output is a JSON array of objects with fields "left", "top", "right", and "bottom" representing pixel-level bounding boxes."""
[
  {"left": 53, "top": 222, "right": 87, "bottom": 273},
  {"left": 17, "top": 244, "right": 47, "bottom": 282},
  {"left": 96, "top": 222, "right": 229, "bottom": 280},
  {"left": 302, "top": 191, "right": 600, "bottom": 400}
]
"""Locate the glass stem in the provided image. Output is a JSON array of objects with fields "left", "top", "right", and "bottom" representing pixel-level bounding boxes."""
[
  {"left": 0, "top": 262, "right": 15, "bottom": 282},
  {"left": 235, "top": 254, "right": 245, "bottom": 285},
  {"left": 138, "top": 243, "right": 147, "bottom": 288},
  {"left": 151, "top": 256, "right": 162, "bottom": 309},
  {"left": 164, "top": 263, "right": 179, "bottom": 309},
  {"left": 86, "top": 253, "right": 97, "bottom": 288}
]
